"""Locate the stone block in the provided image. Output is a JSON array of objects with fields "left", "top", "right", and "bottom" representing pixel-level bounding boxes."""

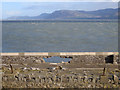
[
  {"left": 61, "top": 76, "right": 68, "bottom": 83},
  {"left": 113, "top": 75, "right": 119, "bottom": 84},
  {"left": 100, "top": 75, "right": 108, "bottom": 84}
]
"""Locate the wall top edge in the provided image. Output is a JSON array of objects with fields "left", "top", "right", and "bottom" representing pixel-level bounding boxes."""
[{"left": 0, "top": 52, "right": 119, "bottom": 56}]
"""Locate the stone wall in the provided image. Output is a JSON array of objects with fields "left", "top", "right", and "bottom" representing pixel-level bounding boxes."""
[
  {"left": 2, "top": 68, "right": 120, "bottom": 88},
  {"left": 2, "top": 56, "right": 45, "bottom": 64},
  {"left": 69, "top": 55, "right": 119, "bottom": 64},
  {"left": 1, "top": 52, "right": 120, "bottom": 88},
  {"left": 1, "top": 52, "right": 119, "bottom": 65}
]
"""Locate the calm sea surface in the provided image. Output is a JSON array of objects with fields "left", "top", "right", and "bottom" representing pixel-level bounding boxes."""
[{"left": 2, "top": 20, "right": 118, "bottom": 52}]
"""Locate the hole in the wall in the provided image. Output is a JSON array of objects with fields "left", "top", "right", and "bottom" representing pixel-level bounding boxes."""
[
  {"left": 105, "top": 55, "right": 114, "bottom": 64},
  {"left": 43, "top": 56, "right": 72, "bottom": 63}
]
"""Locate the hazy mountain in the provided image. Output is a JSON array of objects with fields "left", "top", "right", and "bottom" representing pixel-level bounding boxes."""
[{"left": 7, "top": 8, "right": 118, "bottom": 20}]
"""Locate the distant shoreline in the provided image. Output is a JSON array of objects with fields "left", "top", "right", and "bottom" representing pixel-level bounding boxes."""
[{"left": 1, "top": 19, "right": 118, "bottom": 22}]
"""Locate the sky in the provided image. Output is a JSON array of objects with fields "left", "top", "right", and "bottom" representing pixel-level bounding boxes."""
[
  {"left": 1, "top": 0, "right": 120, "bottom": 2},
  {"left": 2, "top": 2, "right": 118, "bottom": 19}
]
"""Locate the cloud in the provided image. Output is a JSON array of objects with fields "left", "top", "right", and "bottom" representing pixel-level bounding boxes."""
[
  {"left": 24, "top": 5, "right": 40, "bottom": 10},
  {"left": 24, "top": 3, "right": 64, "bottom": 10},
  {"left": 6, "top": 11, "right": 21, "bottom": 16},
  {"left": 24, "top": 2, "right": 118, "bottom": 11},
  {"left": 2, "top": 0, "right": 120, "bottom": 2},
  {"left": 112, "top": 0, "right": 119, "bottom": 2}
]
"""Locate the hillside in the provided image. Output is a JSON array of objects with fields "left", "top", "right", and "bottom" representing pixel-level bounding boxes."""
[{"left": 7, "top": 8, "right": 118, "bottom": 20}]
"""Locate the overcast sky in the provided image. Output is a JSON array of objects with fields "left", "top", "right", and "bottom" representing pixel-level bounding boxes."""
[
  {"left": 2, "top": 0, "right": 119, "bottom": 2},
  {"left": 2, "top": 2, "right": 118, "bottom": 19}
]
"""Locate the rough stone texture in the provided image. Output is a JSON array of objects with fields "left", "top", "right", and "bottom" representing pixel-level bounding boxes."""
[
  {"left": 2, "top": 56, "right": 45, "bottom": 64},
  {"left": 2, "top": 68, "right": 120, "bottom": 88},
  {"left": 70, "top": 55, "right": 106, "bottom": 64},
  {"left": 100, "top": 75, "right": 109, "bottom": 84},
  {"left": 2, "top": 54, "right": 119, "bottom": 65},
  {"left": 1, "top": 54, "right": 120, "bottom": 88},
  {"left": 68, "top": 55, "right": 118, "bottom": 64}
]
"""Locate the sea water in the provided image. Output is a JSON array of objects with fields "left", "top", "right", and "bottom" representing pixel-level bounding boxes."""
[{"left": 2, "top": 20, "right": 118, "bottom": 52}]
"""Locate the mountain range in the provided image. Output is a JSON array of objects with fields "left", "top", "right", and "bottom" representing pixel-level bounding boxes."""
[{"left": 7, "top": 8, "right": 119, "bottom": 20}]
